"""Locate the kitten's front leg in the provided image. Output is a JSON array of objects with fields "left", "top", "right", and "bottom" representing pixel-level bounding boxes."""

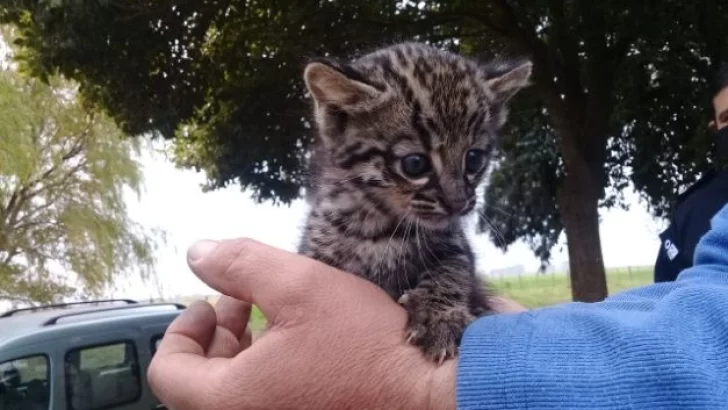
[{"left": 398, "top": 267, "right": 492, "bottom": 364}]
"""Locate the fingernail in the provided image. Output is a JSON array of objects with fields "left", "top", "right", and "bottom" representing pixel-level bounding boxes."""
[{"left": 188, "top": 240, "right": 219, "bottom": 263}]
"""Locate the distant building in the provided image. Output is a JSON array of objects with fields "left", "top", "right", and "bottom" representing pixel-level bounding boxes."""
[
  {"left": 541, "top": 261, "right": 570, "bottom": 275},
  {"left": 488, "top": 265, "right": 526, "bottom": 278}
]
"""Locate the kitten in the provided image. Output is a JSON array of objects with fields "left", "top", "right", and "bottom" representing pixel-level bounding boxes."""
[{"left": 298, "top": 42, "right": 531, "bottom": 363}]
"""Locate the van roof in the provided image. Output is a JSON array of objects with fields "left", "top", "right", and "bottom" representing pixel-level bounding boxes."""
[{"left": 0, "top": 300, "right": 185, "bottom": 351}]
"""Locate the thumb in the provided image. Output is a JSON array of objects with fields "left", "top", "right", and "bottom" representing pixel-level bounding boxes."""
[{"left": 186, "top": 238, "right": 331, "bottom": 324}]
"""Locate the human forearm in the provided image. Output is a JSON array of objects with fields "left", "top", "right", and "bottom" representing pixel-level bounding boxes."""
[{"left": 456, "top": 204, "right": 728, "bottom": 409}]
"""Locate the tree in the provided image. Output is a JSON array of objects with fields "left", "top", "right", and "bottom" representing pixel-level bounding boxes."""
[
  {"left": 2, "top": 1, "right": 726, "bottom": 301},
  {"left": 0, "top": 52, "right": 162, "bottom": 304}
]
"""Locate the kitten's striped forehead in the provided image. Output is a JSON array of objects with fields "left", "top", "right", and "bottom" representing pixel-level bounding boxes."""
[{"left": 353, "top": 43, "right": 496, "bottom": 146}]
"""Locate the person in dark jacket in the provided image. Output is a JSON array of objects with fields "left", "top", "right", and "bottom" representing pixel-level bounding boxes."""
[{"left": 654, "top": 62, "right": 728, "bottom": 282}]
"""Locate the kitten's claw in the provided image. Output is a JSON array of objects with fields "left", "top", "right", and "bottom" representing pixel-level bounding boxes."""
[
  {"left": 436, "top": 349, "right": 449, "bottom": 365},
  {"left": 399, "top": 289, "right": 476, "bottom": 364},
  {"left": 405, "top": 330, "right": 417, "bottom": 344}
]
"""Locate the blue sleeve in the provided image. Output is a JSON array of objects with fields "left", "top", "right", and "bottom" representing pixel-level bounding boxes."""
[{"left": 457, "top": 204, "right": 728, "bottom": 410}]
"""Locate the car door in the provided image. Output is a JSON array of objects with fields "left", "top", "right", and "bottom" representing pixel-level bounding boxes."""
[
  {"left": 59, "top": 326, "right": 148, "bottom": 410},
  {"left": 140, "top": 322, "right": 173, "bottom": 410}
]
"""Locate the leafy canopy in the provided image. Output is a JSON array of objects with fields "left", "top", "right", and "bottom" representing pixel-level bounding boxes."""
[
  {"left": 0, "top": 41, "right": 162, "bottom": 304},
  {"left": 2, "top": 0, "right": 727, "bottom": 271}
]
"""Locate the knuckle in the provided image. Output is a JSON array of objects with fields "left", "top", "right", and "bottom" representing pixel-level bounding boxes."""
[
  {"left": 219, "top": 238, "right": 262, "bottom": 280},
  {"left": 229, "top": 238, "right": 261, "bottom": 263},
  {"left": 235, "top": 237, "right": 262, "bottom": 251},
  {"left": 287, "top": 258, "right": 328, "bottom": 294}
]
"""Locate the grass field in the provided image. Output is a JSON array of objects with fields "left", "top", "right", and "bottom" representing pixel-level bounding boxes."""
[
  {"left": 240, "top": 267, "right": 654, "bottom": 333},
  {"left": 491, "top": 267, "right": 653, "bottom": 308}
]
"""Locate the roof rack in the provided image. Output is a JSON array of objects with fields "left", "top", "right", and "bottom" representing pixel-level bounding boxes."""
[
  {"left": 41, "top": 302, "right": 185, "bottom": 326},
  {"left": 0, "top": 299, "right": 139, "bottom": 318}
]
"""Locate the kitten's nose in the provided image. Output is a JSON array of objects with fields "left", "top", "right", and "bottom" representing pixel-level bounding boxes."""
[
  {"left": 440, "top": 180, "right": 473, "bottom": 214},
  {"left": 443, "top": 196, "right": 471, "bottom": 214}
]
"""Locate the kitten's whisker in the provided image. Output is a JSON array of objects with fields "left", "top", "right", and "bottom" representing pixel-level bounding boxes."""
[
  {"left": 482, "top": 203, "right": 514, "bottom": 218},
  {"left": 377, "top": 210, "right": 409, "bottom": 287},
  {"left": 335, "top": 176, "right": 362, "bottom": 185},
  {"left": 414, "top": 220, "right": 430, "bottom": 273},
  {"left": 420, "top": 227, "right": 442, "bottom": 268},
  {"left": 397, "top": 214, "right": 414, "bottom": 293},
  {"left": 485, "top": 222, "right": 508, "bottom": 249},
  {"left": 333, "top": 176, "right": 387, "bottom": 187},
  {"left": 477, "top": 209, "right": 507, "bottom": 248}
]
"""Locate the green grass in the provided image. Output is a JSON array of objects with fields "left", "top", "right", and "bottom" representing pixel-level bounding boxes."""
[
  {"left": 492, "top": 267, "right": 653, "bottom": 308},
  {"left": 249, "top": 305, "right": 266, "bottom": 332},
  {"left": 78, "top": 343, "right": 127, "bottom": 370}
]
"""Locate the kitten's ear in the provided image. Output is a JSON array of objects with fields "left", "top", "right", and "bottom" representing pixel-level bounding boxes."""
[
  {"left": 304, "top": 61, "right": 382, "bottom": 108},
  {"left": 485, "top": 60, "right": 533, "bottom": 104}
]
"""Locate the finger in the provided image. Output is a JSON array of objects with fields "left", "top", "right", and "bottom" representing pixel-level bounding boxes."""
[
  {"left": 490, "top": 296, "right": 528, "bottom": 313},
  {"left": 148, "top": 301, "right": 219, "bottom": 410},
  {"left": 240, "top": 327, "right": 253, "bottom": 349},
  {"left": 158, "top": 301, "right": 217, "bottom": 357},
  {"left": 206, "top": 296, "right": 252, "bottom": 358},
  {"left": 215, "top": 295, "right": 252, "bottom": 339},
  {"left": 186, "top": 238, "right": 331, "bottom": 323}
]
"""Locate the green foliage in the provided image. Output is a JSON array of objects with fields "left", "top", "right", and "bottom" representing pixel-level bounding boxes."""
[
  {"left": 2, "top": 1, "right": 727, "bottom": 296},
  {"left": 0, "top": 54, "right": 161, "bottom": 304},
  {"left": 473, "top": 0, "right": 728, "bottom": 267},
  {"left": 480, "top": 91, "right": 564, "bottom": 266},
  {"left": 0, "top": 0, "right": 420, "bottom": 203}
]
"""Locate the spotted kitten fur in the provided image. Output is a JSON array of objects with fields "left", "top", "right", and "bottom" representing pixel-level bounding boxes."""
[{"left": 298, "top": 42, "right": 531, "bottom": 362}]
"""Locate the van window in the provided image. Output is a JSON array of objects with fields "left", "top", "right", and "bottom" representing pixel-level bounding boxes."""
[
  {"left": 65, "top": 341, "right": 141, "bottom": 410},
  {"left": 0, "top": 354, "right": 50, "bottom": 410}
]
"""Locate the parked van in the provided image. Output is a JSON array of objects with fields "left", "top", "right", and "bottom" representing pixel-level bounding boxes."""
[{"left": 0, "top": 299, "right": 184, "bottom": 410}]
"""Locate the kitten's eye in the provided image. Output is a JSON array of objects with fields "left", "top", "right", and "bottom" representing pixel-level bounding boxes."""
[
  {"left": 465, "top": 149, "right": 487, "bottom": 174},
  {"left": 401, "top": 154, "right": 431, "bottom": 178}
]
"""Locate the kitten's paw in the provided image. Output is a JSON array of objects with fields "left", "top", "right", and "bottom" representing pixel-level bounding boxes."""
[{"left": 398, "top": 290, "right": 476, "bottom": 364}]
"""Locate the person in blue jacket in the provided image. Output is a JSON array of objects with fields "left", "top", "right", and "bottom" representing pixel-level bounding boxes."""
[
  {"left": 148, "top": 204, "right": 728, "bottom": 410},
  {"left": 654, "top": 61, "right": 728, "bottom": 282}
]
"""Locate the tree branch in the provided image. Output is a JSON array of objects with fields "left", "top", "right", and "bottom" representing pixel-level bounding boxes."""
[
  {"left": 488, "top": 0, "right": 545, "bottom": 52},
  {"left": 551, "top": 0, "right": 585, "bottom": 107},
  {"left": 610, "top": 34, "right": 636, "bottom": 66},
  {"left": 4, "top": 118, "right": 91, "bottom": 233},
  {"left": 0, "top": 293, "right": 35, "bottom": 306},
  {"left": 1, "top": 248, "right": 20, "bottom": 266},
  {"left": 22, "top": 159, "right": 88, "bottom": 203},
  {"left": 482, "top": 0, "right": 566, "bottom": 117}
]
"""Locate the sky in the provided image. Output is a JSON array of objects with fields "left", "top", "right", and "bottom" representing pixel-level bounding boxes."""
[{"left": 121, "top": 139, "right": 668, "bottom": 300}]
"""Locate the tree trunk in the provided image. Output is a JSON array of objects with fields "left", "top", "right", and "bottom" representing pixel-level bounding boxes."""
[{"left": 558, "top": 178, "right": 608, "bottom": 302}]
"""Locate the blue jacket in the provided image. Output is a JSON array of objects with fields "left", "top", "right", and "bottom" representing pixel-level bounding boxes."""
[
  {"left": 458, "top": 203, "right": 728, "bottom": 409},
  {"left": 654, "top": 169, "right": 728, "bottom": 282}
]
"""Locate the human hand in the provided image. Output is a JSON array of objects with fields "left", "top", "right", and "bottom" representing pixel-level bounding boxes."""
[
  {"left": 489, "top": 295, "right": 528, "bottom": 313},
  {"left": 147, "top": 238, "right": 525, "bottom": 410}
]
